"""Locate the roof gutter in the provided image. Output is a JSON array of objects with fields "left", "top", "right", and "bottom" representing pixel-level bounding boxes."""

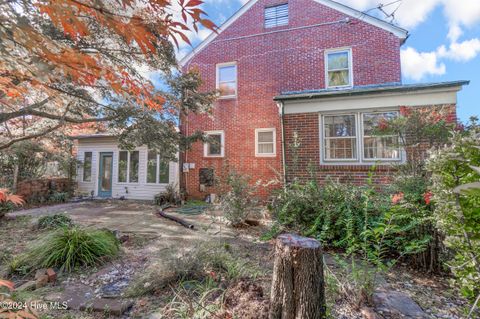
[{"left": 274, "top": 81, "right": 470, "bottom": 102}]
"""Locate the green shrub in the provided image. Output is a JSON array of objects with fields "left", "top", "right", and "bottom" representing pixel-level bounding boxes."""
[
  {"left": 269, "top": 179, "right": 389, "bottom": 250},
  {"left": 219, "top": 170, "right": 259, "bottom": 226},
  {"left": 427, "top": 129, "right": 480, "bottom": 303},
  {"left": 0, "top": 202, "right": 15, "bottom": 219},
  {"left": 37, "top": 213, "right": 74, "bottom": 229},
  {"left": 14, "top": 227, "right": 119, "bottom": 272},
  {"left": 48, "top": 191, "right": 70, "bottom": 203}
]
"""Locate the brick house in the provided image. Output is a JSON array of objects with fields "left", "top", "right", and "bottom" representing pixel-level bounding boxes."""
[{"left": 180, "top": 0, "right": 468, "bottom": 199}]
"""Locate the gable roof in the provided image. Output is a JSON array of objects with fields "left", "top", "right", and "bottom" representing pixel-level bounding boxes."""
[{"left": 179, "top": 0, "right": 409, "bottom": 67}]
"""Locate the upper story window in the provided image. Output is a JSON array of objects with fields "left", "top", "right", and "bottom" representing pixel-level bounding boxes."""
[
  {"left": 216, "top": 63, "right": 237, "bottom": 98},
  {"left": 325, "top": 48, "right": 353, "bottom": 88},
  {"left": 265, "top": 3, "right": 289, "bottom": 28},
  {"left": 204, "top": 131, "right": 225, "bottom": 157}
]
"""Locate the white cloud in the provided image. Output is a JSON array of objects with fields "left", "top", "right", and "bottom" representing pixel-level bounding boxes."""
[
  {"left": 401, "top": 47, "right": 446, "bottom": 80},
  {"left": 335, "top": 0, "right": 480, "bottom": 80},
  {"left": 437, "top": 38, "right": 480, "bottom": 62}
]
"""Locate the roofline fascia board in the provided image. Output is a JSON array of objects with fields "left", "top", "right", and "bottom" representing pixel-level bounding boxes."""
[
  {"left": 179, "top": 0, "right": 409, "bottom": 67},
  {"left": 274, "top": 81, "right": 470, "bottom": 101},
  {"left": 179, "top": 0, "right": 258, "bottom": 67}
]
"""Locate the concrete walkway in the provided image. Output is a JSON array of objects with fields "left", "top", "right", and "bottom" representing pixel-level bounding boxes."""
[{"left": 9, "top": 199, "right": 236, "bottom": 243}]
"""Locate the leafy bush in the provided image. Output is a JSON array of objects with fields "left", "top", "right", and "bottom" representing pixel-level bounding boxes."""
[
  {"left": 0, "top": 189, "right": 24, "bottom": 219},
  {"left": 13, "top": 227, "right": 119, "bottom": 272},
  {"left": 48, "top": 191, "right": 70, "bottom": 203},
  {"left": 427, "top": 129, "right": 480, "bottom": 304},
  {"left": 269, "top": 179, "right": 390, "bottom": 251},
  {"left": 37, "top": 213, "right": 74, "bottom": 229},
  {"left": 219, "top": 170, "right": 259, "bottom": 226}
]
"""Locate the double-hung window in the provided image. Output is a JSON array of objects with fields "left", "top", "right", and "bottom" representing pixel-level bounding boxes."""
[
  {"left": 147, "top": 151, "right": 170, "bottom": 184},
  {"left": 323, "top": 115, "right": 357, "bottom": 161},
  {"left": 264, "top": 3, "right": 289, "bottom": 28},
  {"left": 216, "top": 63, "right": 237, "bottom": 98},
  {"left": 83, "top": 152, "right": 92, "bottom": 182},
  {"left": 362, "top": 112, "right": 401, "bottom": 160},
  {"left": 118, "top": 150, "right": 139, "bottom": 183},
  {"left": 255, "top": 128, "right": 276, "bottom": 156},
  {"left": 321, "top": 111, "right": 401, "bottom": 163},
  {"left": 204, "top": 131, "right": 225, "bottom": 157},
  {"left": 325, "top": 48, "right": 352, "bottom": 88}
]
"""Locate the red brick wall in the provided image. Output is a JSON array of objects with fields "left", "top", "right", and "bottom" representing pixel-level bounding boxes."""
[
  {"left": 16, "top": 178, "right": 74, "bottom": 203},
  {"left": 283, "top": 104, "right": 457, "bottom": 185},
  {"left": 181, "top": 0, "right": 403, "bottom": 198}
]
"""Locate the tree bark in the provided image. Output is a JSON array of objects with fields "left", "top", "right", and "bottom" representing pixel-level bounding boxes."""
[{"left": 269, "top": 234, "right": 326, "bottom": 319}]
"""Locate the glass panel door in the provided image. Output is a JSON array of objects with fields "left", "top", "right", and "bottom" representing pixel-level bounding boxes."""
[{"left": 98, "top": 152, "right": 113, "bottom": 197}]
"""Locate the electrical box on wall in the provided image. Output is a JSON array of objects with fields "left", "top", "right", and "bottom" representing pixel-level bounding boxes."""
[{"left": 183, "top": 163, "right": 196, "bottom": 172}]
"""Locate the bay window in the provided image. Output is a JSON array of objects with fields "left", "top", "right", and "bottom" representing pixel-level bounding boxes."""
[{"left": 321, "top": 111, "right": 401, "bottom": 163}]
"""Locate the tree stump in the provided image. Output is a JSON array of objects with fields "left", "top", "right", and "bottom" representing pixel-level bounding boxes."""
[{"left": 269, "top": 234, "right": 325, "bottom": 319}]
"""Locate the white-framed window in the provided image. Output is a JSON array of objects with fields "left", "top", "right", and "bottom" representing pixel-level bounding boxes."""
[
  {"left": 118, "top": 150, "right": 139, "bottom": 183},
  {"left": 216, "top": 62, "right": 237, "bottom": 98},
  {"left": 320, "top": 110, "right": 402, "bottom": 164},
  {"left": 362, "top": 112, "right": 401, "bottom": 161},
  {"left": 82, "top": 152, "right": 92, "bottom": 182},
  {"left": 265, "top": 3, "right": 289, "bottom": 28},
  {"left": 255, "top": 128, "right": 276, "bottom": 157},
  {"left": 323, "top": 114, "right": 357, "bottom": 161},
  {"left": 325, "top": 48, "right": 353, "bottom": 88},
  {"left": 147, "top": 151, "right": 170, "bottom": 184},
  {"left": 204, "top": 131, "right": 225, "bottom": 157}
]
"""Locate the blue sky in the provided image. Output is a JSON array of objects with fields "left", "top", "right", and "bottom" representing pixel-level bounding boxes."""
[{"left": 178, "top": 0, "right": 480, "bottom": 122}]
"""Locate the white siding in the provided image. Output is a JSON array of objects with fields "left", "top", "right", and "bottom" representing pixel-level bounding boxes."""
[{"left": 76, "top": 137, "right": 179, "bottom": 200}]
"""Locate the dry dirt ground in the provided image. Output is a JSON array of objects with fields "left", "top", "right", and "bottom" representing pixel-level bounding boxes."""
[{"left": 0, "top": 200, "right": 472, "bottom": 319}]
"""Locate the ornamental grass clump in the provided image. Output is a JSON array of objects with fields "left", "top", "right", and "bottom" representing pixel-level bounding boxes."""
[{"left": 15, "top": 227, "right": 119, "bottom": 273}]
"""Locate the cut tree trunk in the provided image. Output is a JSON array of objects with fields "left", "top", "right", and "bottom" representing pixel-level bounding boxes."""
[{"left": 269, "top": 233, "right": 325, "bottom": 319}]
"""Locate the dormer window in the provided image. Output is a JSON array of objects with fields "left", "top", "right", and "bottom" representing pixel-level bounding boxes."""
[
  {"left": 265, "top": 3, "right": 288, "bottom": 28},
  {"left": 325, "top": 48, "right": 353, "bottom": 88}
]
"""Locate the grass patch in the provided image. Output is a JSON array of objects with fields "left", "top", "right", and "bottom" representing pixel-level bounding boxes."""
[
  {"left": 37, "top": 213, "right": 74, "bottom": 229},
  {"left": 126, "top": 242, "right": 263, "bottom": 298},
  {"left": 11, "top": 227, "right": 120, "bottom": 273}
]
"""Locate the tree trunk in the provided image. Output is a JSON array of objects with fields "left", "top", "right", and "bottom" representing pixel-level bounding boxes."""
[
  {"left": 13, "top": 163, "right": 19, "bottom": 192},
  {"left": 269, "top": 234, "right": 326, "bottom": 319}
]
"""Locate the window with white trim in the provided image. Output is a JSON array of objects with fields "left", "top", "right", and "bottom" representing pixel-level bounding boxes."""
[
  {"left": 323, "top": 115, "right": 357, "bottom": 161},
  {"left": 118, "top": 150, "right": 139, "bottom": 183},
  {"left": 264, "top": 3, "right": 288, "bottom": 28},
  {"left": 255, "top": 128, "right": 276, "bottom": 156},
  {"left": 325, "top": 49, "right": 352, "bottom": 88},
  {"left": 321, "top": 111, "right": 401, "bottom": 163},
  {"left": 204, "top": 131, "right": 224, "bottom": 157},
  {"left": 362, "top": 112, "right": 401, "bottom": 160},
  {"left": 216, "top": 63, "right": 237, "bottom": 98},
  {"left": 147, "top": 151, "right": 170, "bottom": 184},
  {"left": 83, "top": 152, "right": 92, "bottom": 182}
]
